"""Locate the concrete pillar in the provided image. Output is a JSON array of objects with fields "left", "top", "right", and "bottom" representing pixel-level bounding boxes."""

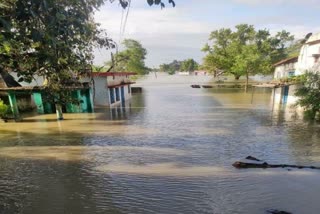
[
  {"left": 33, "top": 92, "right": 45, "bottom": 114},
  {"left": 66, "top": 90, "right": 81, "bottom": 113},
  {"left": 8, "top": 91, "right": 20, "bottom": 121},
  {"left": 85, "top": 88, "right": 94, "bottom": 113},
  {"left": 55, "top": 104, "right": 64, "bottom": 120}
]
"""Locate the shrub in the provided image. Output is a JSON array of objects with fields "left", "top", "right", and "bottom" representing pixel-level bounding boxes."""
[
  {"left": 295, "top": 72, "right": 320, "bottom": 120},
  {"left": 0, "top": 99, "right": 9, "bottom": 118}
]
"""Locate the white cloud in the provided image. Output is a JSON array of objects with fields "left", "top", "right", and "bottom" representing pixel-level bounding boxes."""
[
  {"left": 93, "top": 1, "right": 320, "bottom": 67},
  {"left": 94, "top": 3, "right": 214, "bottom": 66}
]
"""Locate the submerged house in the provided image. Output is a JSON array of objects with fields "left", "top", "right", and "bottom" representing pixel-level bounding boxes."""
[
  {"left": 273, "top": 56, "right": 298, "bottom": 79},
  {"left": 0, "top": 72, "right": 93, "bottom": 120},
  {"left": 272, "top": 32, "right": 320, "bottom": 105},
  {"left": 274, "top": 33, "right": 320, "bottom": 80},
  {"left": 88, "top": 72, "right": 136, "bottom": 107}
]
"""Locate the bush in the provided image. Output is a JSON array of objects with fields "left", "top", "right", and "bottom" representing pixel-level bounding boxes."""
[
  {"left": 295, "top": 72, "right": 320, "bottom": 120},
  {"left": 0, "top": 99, "right": 9, "bottom": 118}
]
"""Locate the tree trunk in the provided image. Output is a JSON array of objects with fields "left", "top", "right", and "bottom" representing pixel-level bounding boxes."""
[
  {"left": 55, "top": 104, "right": 64, "bottom": 120},
  {"left": 245, "top": 72, "right": 249, "bottom": 92}
]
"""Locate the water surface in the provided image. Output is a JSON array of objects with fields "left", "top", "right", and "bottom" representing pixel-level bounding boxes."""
[{"left": 0, "top": 74, "right": 319, "bottom": 214}]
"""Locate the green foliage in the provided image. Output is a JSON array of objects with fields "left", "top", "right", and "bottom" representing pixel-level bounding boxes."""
[
  {"left": 286, "top": 40, "right": 304, "bottom": 58},
  {"left": 0, "top": 0, "right": 175, "bottom": 106},
  {"left": 202, "top": 24, "right": 294, "bottom": 84},
  {"left": 0, "top": 99, "right": 8, "bottom": 118},
  {"left": 295, "top": 72, "right": 320, "bottom": 120},
  {"left": 159, "top": 59, "right": 198, "bottom": 74},
  {"left": 180, "top": 59, "right": 198, "bottom": 72},
  {"left": 92, "top": 65, "right": 106, "bottom": 72},
  {"left": 0, "top": 0, "right": 116, "bottom": 104},
  {"left": 106, "top": 39, "right": 148, "bottom": 75},
  {"left": 159, "top": 60, "right": 182, "bottom": 74}
]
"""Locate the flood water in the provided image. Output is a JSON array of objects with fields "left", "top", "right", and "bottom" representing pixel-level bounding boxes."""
[{"left": 0, "top": 73, "right": 320, "bottom": 214}]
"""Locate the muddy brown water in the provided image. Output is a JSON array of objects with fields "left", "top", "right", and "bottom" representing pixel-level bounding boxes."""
[{"left": 0, "top": 74, "right": 320, "bottom": 214}]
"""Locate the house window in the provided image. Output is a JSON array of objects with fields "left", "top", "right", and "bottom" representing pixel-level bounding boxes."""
[
  {"left": 115, "top": 87, "right": 120, "bottom": 101},
  {"left": 288, "top": 71, "right": 295, "bottom": 77},
  {"left": 109, "top": 88, "right": 115, "bottom": 104}
]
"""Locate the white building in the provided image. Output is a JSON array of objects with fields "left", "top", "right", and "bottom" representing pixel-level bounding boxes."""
[
  {"left": 90, "top": 72, "right": 136, "bottom": 107},
  {"left": 274, "top": 32, "right": 320, "bottom": 80},
  {"left": 273, "top": 56, "right": 298, "bottom": 79},
  {"left": 296, "top": 33, "right": 320, "bottom": 75},
  {"left": 272, "top": 32, "right": 320, "bottom": 105}
]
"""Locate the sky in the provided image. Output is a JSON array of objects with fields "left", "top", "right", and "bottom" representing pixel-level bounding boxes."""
[{"left": 93, "top": 0, "right": 320, "bottom": 67}]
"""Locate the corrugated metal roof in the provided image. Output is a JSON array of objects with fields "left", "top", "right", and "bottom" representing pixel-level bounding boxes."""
[
  {"left": 92, "top": 72, "right": 137, "bottom": 77},
  {"left": 273, "top": 56, "right": 298, "bottom": 67}
]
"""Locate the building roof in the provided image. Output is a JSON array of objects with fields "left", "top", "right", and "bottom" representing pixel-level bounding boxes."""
[
  {"left": 273, "top": 56, "right": 298, "bottom": 67},
  {"left": 92, "top": 72, "right": 137, "bottom": 77},
  {"left": 306, "top": 32, "right": 320, "bottom": 45}
]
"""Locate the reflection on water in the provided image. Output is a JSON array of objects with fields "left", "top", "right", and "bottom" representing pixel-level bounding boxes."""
[{"left": 0, "top": 73, "right": 320, "bottom": 214}]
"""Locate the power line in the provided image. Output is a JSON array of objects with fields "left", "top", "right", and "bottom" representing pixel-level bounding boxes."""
[{"left": 120, "top": 0, "right": 131, "bottom": 42}]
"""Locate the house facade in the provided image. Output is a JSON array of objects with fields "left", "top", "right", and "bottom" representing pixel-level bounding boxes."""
[
  {"left": 274, "top": 32, "right": 320, "bottom": 80},
  {"left": 273, "top": 56, "right": 298, "bottom": 79},
  {"left": 272, "top": 32, "right": 320, "bottom": 106},
  {"left": 89, "top": 72, "right": 136, "bottom": 107},
  {"left": 296, "top": 33, "right": 320, "bottom": 75}
]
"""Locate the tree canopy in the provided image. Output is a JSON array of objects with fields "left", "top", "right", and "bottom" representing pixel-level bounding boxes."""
[
  {"left": 202, "top": 24, "right": 294, "bottom": 89},
  {"left": 159, "top": 59, "right": 198, "bottom": 74},
  {"left": 295, "top": 72, "right": 320, "bottom": 120},
  {"left": 0, "top": 0, "right": 115, "bottom": 102},
  {"left": 105, "top": 39, "right": 148, "bottom": 75},
  {"left": 180, "top": 59, "right": 198, "bottom": 72},
  {"left": 159, "top": 60, "right": 182, "bottom": 74},
  {"left": 0, "top": 0, "right": 175, "bottom": 104}
]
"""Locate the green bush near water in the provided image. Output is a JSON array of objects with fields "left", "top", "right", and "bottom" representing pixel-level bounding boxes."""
[
  {"left": 295, "top": 72, "right": 320, "bottom": 120},
  {"left": 0, "top": 99, "right": 9, "bottom": 118}
]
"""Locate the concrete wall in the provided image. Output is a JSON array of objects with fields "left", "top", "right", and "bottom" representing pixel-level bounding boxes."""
[
  {"left": 93, "top": 77, "right": 109, "bottom": 106},
  {"left": 274, "top": 62, "right": 298, "bottom": 79},
  {"left": 83, "top": 75, "right": 133, "bottom": 107},
  {"left": 106, "top": 75, "right": 132, "bottom": 87},
  {"left": 273, "top": 85, "right": 300, "bottom": 106},
  {"left": 296, "top": 41, "right": 320, "bottom": 75}
]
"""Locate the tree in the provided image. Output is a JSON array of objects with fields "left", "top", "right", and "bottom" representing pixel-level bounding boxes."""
[
  {"left": 106, "top": 39, "right": 148, "bottom": 75},
  {"left": 295, "top": 72, "right": 320, "bottom": 120},
  {"left": 286, "top": 33, "right": 313, "bottom": 58},
  {"left": 0, "top": 0, "right": 175, "bottom": 119},
  {"left": 0, "top": 0, "right": 115, "bottom": 119},
  {"left": 159, "top": 60, "right": 182, "bottom": 74},
  {"left": 180, "top": 59, "right": 198, "bottom": 72},
  {"left": 202, "top": 24, "right": 294, "bottom": 90}
]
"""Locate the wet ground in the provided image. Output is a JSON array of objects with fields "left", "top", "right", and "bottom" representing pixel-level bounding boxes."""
[{"left": 0, "top": 74, "right": 319, "bottom": 214}]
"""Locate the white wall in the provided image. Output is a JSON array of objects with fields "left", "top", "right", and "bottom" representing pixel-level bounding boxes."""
[
  {"left": 93, "top": 77, "right": 109, "bottom": 106},
  {"left": 274, "top": 62, "right": 297, "bottom": 79},
  {"left": 273, "top": 85, "right": 300, "bottom": 106},
  {"left": 106, "top": 75, "right": 132, "bottom": 87},
  {"left": 296, "top": 41, "right": 320, "bottom": 75},
  {"left": 77, "top": 75, "right": 134, "bottom": 107}
]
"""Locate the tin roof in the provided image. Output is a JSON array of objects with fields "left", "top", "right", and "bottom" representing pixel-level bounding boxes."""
[
  {"left": 92, "top": 72, "right": 137, "bottom": 77},
  {"left": 273, "top": 56, "right": 298, "bottom": 67}
]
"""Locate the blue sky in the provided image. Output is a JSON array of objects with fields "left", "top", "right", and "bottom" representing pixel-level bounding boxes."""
[{"left": 94, "top": 0, "right": 320, "bottom": 67}]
